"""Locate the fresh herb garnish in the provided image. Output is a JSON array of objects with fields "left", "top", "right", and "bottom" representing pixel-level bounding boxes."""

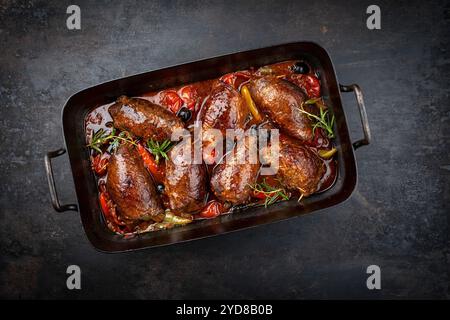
[
  {"left": 87, "top": 128, "right": 136, "bottom": 153},
  {"left": 303, "top": 98, "right": 321, "bottom": 105},
  {"left": 249, "top": 179, "right": 290, "bottom": 208},
  {"left": 299, "top": 99, "right": 335, "bottom": 138},
  {"left": 146, "top": 139, "right": 173, "bottom": 164},
  {"left": 107, "top": 130, "right": 136, "bottom": 153}
]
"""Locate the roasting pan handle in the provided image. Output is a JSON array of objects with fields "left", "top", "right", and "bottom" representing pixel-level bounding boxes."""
[
  {"left": 339, "top": 84, "right": 371, "bottom": 149},
  {"left": 45, "top": 148, "right": 78, "bottom": 212}
]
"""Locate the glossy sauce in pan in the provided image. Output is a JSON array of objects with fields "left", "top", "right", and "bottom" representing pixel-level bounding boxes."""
[{"left": 85, "top": 60, "right": 338, "bottom": 235}]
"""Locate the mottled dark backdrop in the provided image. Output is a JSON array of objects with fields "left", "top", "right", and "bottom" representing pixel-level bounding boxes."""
[{"left": 0, "top": 0, "right": 449, "bottom": 299}]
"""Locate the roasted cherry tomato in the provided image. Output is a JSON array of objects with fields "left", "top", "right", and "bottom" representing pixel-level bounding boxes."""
[
  {"left": 91, "top": 153, "right": 110, "bottom": 176},
  {"left": 179, "top": 85, "right": 197, "bottom": 111},
  {"left": 137, "top": 143, "right": 164, "bottom": 182},
  {"left": 161, "top": 90, "right": 184, "bottom": 113},
  {"left": 199, "top": 200, "right": 224, "bottom": 218},
  {"left": 220, "top": 73, "right": 235, "bottom": 86},
  {"left": 220, "top": 71, "right": 251, "bottom": 89},
  {"left": 180, "top": 85, "right": 196, "bottom": 100},
  {"left": 252, "top": 190, "right": 268, "bottom": 200},
  {"left": 305, "top": 127, "right": 329, "bottom": 149},
  {"left": 287, "top": 74, "right": 321, "bottom": 98}
]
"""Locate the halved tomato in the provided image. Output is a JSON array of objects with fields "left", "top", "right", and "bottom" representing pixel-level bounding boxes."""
[
  {"left": 179, "top": 85, "right": 197, "bottom": 111},
  {"left": 287, "top": 74, "right": 321, "bottom": 98},
  {"left": 91, "top": 153, "right": 110, "bottom": 176},
  {"left": 199, "top": 200, "right": 224, "bottom": 218},
  {"left": 219, "top": 71, "right": 251, "bottom": 89},
  {"left": 137, "top": 143, "right": 164, "bottom": 182},
  {"left": 161, "top": 90, "right": 184, "bottom": 113}
]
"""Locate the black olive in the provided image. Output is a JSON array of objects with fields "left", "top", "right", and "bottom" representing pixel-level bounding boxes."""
[
  {"left": 249, "top": 124, "right": 258, "bottom": 134},
  {"left": 291, "top": 61, "right": 310, "bottom": 74},
  {"left": 177, "top": 107, "right": 192, "bottom": 122},
  {"left": 156, "top": 184, "right": 165, "bottom": 193}
]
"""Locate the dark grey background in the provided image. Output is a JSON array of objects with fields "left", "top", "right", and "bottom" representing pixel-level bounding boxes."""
[{"left": 0, "top": 0, "right": 449, "bottom": 299}]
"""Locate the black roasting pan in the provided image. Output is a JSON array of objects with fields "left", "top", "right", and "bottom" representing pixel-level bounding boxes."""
[{"left": 45, "top": 42, "right": 371, "bottom": 252}]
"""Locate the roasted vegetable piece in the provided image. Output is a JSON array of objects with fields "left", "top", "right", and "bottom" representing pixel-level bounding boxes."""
[
  {"left": 318, "top": 148, "right": 337, "bottom": 159},
  {"left": 199, "top": 200, "right": 224, "bottom": 218},
  {"left": 151, "top": 211, "right": 193, "bottom": 230},
  {"left": 106, "top": 144, "right": 165, "bottom": 222},
  {"left": 163, "top": 139, "right": 208, "bottom": 214},
  {"left": 136, "top": 143, "right": 164, "bottom": 182},
  {"left": 286, "top": 74, "right": 321, "bottom": 98},
  {"left": 163, "top": 211, "right": 193, "bottom": 225},
  {"left": 98, "top": 189, "right": 133, "bottom": 234},
  {"left": 248, "top": 76, "right": 314, "bottom": 142},
  {"left": 219, "top": 71, "right": 251, "bottom": 89},
  {"left": 240, "top": 84, "right": 262, "bottom": 122},
  {"left": 179, "top": 85, "right": 198, "bottom": 111},
  {"left": 261, "top": 135, "right": 325, "bottom": 197},
  {"left": 99, "top": 191, "right": 111, "bottom": 218},
  {"left": 91, "top": 153, "right": 110, "bottom": 176},
  {"left": 109, "top": 96, "right": 185, "bottom": 141},
  {"left": 161, "top": 90, "right": 184, "bottom": 113}
]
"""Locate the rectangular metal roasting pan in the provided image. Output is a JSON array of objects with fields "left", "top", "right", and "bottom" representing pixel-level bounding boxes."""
[{"left": 45, "top": 42, "right": 371, "bottom": 252}]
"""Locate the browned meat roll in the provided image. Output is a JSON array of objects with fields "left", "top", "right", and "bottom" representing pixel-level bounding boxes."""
[
  {"left": 248, "top": 76, "right": 314, "bottom": 142},
  {"left": 261, "top": 135, "right": 325, "bottom": 196},
  {"left": 210, "top": 135, "right": 260, "bottom": 205},
  {"left": 106, "top": 144, "right": 164, "bottom": 222},
  {"left": 163, "top": 138, "right": 208, "bottom": 214},
  {"left": 109, "top": 96, "right": 185, "bottom": 141},
  {"left": 200, "top": 81, "right": 247, "bottom": 134},
  {"left": 199, "top": 82, "right": 248, "bottom": 163}
]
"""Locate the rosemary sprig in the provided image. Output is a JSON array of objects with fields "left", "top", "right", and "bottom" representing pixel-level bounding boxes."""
[
  {"left": 304, "top": 98, "right": 322, "bottom": 105},
  {"left": 107, "top": 131, "right": 137, "bottom": 153},
  {"left": 146, "top": 139, "right": 173, "bottom": 164},
  {"left": 299, "top": 99, "right": 335, "bottom": 138},
  {"left": 87, "top": 128, "right": 136, "bottom": 153},
  {"left": 249, "top": 179, "right": 290, "bottom": 208}
]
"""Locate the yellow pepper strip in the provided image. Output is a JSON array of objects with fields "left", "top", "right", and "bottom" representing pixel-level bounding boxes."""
[
  {"left": 163, "top": 211, "right": 193, "bottom": 225},
  {"left": 318, "top": 148, "right": 337, "bottom": 159},
  {"left": 241, "top": 85, "right": 262, "bottom": 122}
]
